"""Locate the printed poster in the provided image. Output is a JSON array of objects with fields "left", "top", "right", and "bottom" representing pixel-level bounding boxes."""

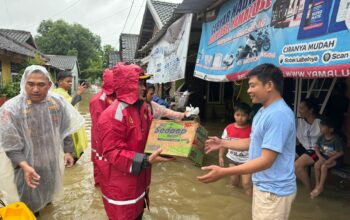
[
  {"left": 147, "top": 14, "right": 193, "bottom": 83},
  {"left": 194, "top": 0, "right": 350, "bottom": 81}
]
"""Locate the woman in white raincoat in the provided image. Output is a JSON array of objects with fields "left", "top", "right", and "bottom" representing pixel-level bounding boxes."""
[{"left": 0, "top": 65, "right": 84, "bottom": 213}]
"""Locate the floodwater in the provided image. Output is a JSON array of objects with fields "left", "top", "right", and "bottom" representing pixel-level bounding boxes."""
[{"left": 39, "top": 91, "right": 350, "bottom": 220}]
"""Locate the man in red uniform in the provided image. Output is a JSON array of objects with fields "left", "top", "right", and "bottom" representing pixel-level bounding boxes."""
[
  {"left": 89, "top": 68, "right": 115, "bottom": 186},
  {"left": 97, "top": 63, "right": 172, "bottom": 220}
]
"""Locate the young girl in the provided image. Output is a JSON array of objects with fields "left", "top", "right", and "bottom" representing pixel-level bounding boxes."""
[
  {"left": 219, "top": 102, "right": 252, "bottom": 196},
  {"left": 310, "top": 117, "right": 344, "bottom": 198}
]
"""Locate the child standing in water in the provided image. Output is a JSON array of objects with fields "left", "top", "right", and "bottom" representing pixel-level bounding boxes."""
[
  {"left": 311, "top": 117, "right": 344, "bottom": 198},
  {"left": 219, "top": 102, "right": 252, "bottom": 196}
]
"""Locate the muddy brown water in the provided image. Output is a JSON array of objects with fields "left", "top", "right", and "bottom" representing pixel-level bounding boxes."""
[{"left": 39, "top": 91, "right": 350, "bottom": 220}]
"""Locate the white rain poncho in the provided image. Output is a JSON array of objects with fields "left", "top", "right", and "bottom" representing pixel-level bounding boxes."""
[
  {"left": 0, "top": 65, "right": 85, "bottom": 212},
  {"left": 0, "top": 145, "right": 19, "bottom": 204}
]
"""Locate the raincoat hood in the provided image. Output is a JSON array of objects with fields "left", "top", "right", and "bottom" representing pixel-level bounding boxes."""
[
  {"left": 101, "top": 68, "right": 114, "bottom": 95},
  {"left": 113, "top": 62, "right": 144, "bottom": 105},
  {"left": 20, "top": 65, "right": 54, "bottom": 96},
  {"left": 0, "top": 65, "right": 85, "bottom": 212}
]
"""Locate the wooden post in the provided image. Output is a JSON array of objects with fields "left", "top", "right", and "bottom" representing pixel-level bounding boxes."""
[{"left": 1, "top": 56, "right": 12, "bottom": 85}]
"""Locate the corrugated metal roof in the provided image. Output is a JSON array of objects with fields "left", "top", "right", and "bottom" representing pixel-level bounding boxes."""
[
  {"left": 45, "top": 55, "right": 77, "bottom": 70},
  {"left": 0, "top": 32, "right": 36, "bottom": 57},
  {"left": 120, "top": 34, "right": 139, "bottom": 63}
]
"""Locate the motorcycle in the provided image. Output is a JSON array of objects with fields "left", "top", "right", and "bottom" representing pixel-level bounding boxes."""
[
  {"left": 236, "top": 34, "right": 259, "bottom": 61},
  {"left": 223, "top": 53, "right": 235, "bottom": 66},
  {"left": 256, "top": 30, "right": 271, "bottom": 52},
  {"left": 236, "top": 45, "right": 256, "bottom": 61}
]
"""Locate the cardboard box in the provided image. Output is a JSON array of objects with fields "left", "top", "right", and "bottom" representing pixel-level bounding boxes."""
[{"left": 144, "top": 119, "right": 208, "bottom": 165}]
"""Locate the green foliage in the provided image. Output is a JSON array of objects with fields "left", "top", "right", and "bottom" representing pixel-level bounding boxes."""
[
  {"left": 0, "top": 54, "right": 54, "bottom": 99},
  {"left": 0, "top": 83, "right": 20, "bottom": 98},
  {"left": 13, "top": 54, "right": 48, "bottom": 83},
  {"left": 102, "top": 44, "right": 116, "bottom": 68},
  {"left": 81, "top": 57, "right": 104, "bottom": 81},
  {"left": 35, "top": 19, "right": 103, "bottom": 80}
]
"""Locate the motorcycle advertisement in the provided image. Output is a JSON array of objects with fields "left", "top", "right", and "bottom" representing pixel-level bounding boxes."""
[{"left": 194, "top": 0, "right": 350, "bottom": 81}]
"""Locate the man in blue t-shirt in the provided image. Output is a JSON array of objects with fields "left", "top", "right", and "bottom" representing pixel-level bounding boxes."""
[{"left": 198, "top": 63, "right": 296, "bottom": 220}]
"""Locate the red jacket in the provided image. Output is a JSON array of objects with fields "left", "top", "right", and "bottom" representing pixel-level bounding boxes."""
[
  {"left": 89, "top": 90, "right": 115, "bottom": 186},
  {"left": 89, "top": 91, "right": 115, "bottom": 160},
  {"left": 89, "top": 69, "right": 115, "bottom": 186},
  {"left": 97, "top": 63, "right": 152, "bottom": 220}
]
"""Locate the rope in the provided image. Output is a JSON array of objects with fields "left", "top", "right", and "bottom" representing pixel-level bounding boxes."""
[{"left": 234, "top": 80, "right": 244, "bottom": 101}]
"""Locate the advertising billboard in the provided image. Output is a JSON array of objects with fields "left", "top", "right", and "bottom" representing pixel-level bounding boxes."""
[{"left": 194, "top": 0, "right": 350, "bottom": 81}]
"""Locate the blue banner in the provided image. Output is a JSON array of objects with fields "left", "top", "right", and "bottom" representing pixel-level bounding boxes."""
[{"left": 194, "top": 0, "right": 350, "bottom": 81}]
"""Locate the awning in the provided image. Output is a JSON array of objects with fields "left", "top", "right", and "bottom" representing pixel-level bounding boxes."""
[{"left": 175, "top": 0, "right": 220, "bottom": 13}]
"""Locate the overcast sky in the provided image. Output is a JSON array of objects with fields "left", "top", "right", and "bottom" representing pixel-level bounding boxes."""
[{"left": 0, "top": 0, "right": 182, "bottom": 49}]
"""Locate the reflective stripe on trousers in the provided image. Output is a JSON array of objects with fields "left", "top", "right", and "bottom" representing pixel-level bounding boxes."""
[{"left": 102, "top": 192, "right": 145, "bottom": 206}]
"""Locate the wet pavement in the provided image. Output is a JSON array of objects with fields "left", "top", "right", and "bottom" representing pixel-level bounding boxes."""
[{"left": 38, "top": 92, "right": 350, "bottom": 220}]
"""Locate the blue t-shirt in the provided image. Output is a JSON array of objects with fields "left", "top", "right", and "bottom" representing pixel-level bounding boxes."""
[
  {"left": 249, "top": 99, "right": 296, "bottom": 196},
  {"left": 153, "top": 95, "right": 170, "bottom": 108}
]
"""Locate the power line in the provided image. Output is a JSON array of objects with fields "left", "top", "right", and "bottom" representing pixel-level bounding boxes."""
[
  {"left": 128, "top": 0, "right": 146, "bottom": 33},
  {"left": 49, "top": 0, "right": 82, "bottom": 19},
  {"left": 22, "top": 0, "right": 82, "bottom": 29},
  {"left": 121, "top": 0, "right": 136, "bottom": 34},
  {"left": 113, "top": 0, "right": 137, "bottom": 49},
  {"left": 88, "top": 5, "right": 141, "bottom": 26}
]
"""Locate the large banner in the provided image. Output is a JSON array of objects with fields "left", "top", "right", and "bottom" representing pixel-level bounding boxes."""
[
  {"left": 194, "top": 0, "right": 350, "bottom": 81},
  {"left": 147, "top": 14, "right": 193, "bottom": 83}
]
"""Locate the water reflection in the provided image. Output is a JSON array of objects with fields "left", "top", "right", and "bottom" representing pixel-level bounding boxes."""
[{"left": 39, "top": 91, "right": 350, "bottom": 220}]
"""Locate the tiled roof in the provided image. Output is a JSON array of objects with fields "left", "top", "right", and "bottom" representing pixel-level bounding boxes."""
[
  {"left": 45, "top": 55, "right": 78, "bottom": 70},
  {"left": 138, "top": 0, "right": 218, "bottom": 54},
  {"left": 0, "top": 29, "right": 37, "bottom": 50},
  {"left": 0, "top": 29, "right": 31, "bottom": 44},
  {"left": 0, "top": 32, "right": 36, "bottom": 57},
  {"left": 120, "top": 34, "right": 139, "bottom": 63},
  {"left": 138, "top": 14, "right": 182, "bottom": 53},
  {"left": 108, "top": 51, "right": 121, "bottom": 67},
  {"left": 138, "top": 1, "right": 181, "bottom": 53},
  {"left": 151, "top": 0, "right": 179, "bottom": 26}
]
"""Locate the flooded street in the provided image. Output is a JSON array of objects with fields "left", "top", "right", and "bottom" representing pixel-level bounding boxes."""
[{"left": 39, "top": 91, "right": 350, "bottom": 220}]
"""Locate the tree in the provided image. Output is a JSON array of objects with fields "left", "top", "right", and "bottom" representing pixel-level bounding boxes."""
[
  {"left": 102, "top": 44, "right": 116, "bottom": 68},
  {"left": 35, "top": 19, "right": 103, "bottom": 79},
  {"left": 0, "top": 53, "right": 47, "bottom": 99}
]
